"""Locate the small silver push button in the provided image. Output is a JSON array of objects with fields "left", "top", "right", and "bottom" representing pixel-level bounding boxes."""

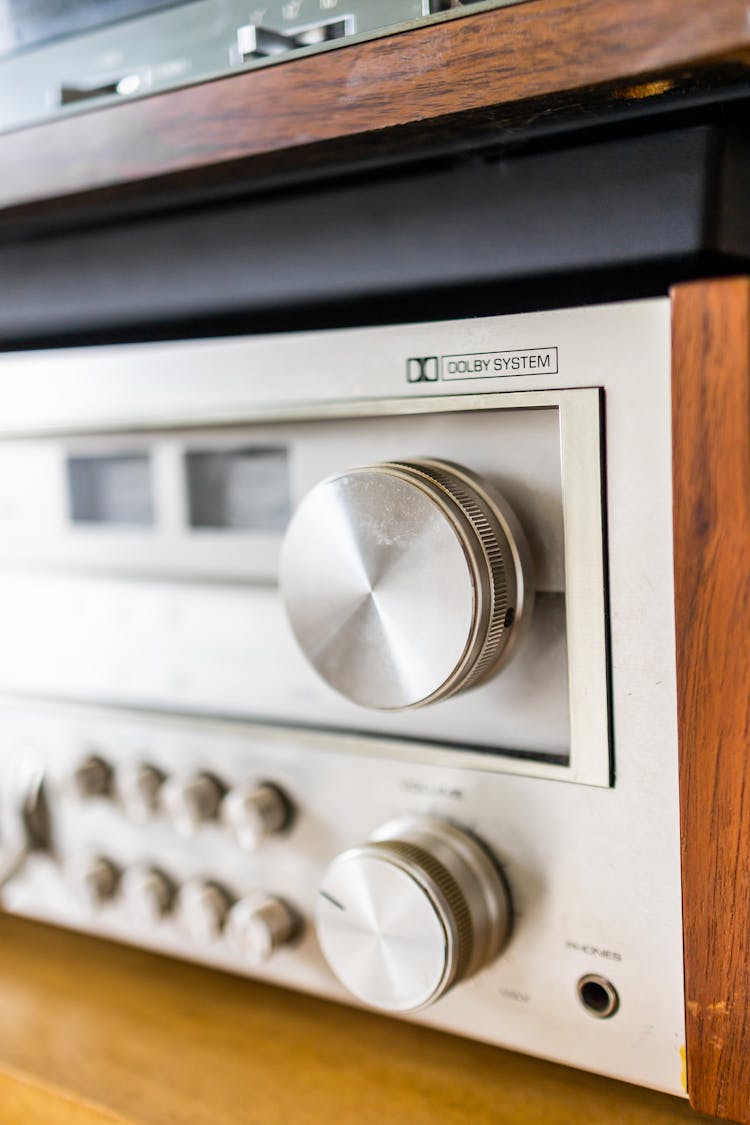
[
  {"left": 178, "top": 878, "right": 233, "bottom": 943},
  {"left": 226, "top": 894, "right": 300, "bottom": 962},
  {"left": 162, "top": 772, "right": 224, "bottom": 837},
  {"left": 221, "top": 782, "right": 292, "bottom": 851},
  {"left": 72, "top": 754, "right": 112, "bottom": 800}
]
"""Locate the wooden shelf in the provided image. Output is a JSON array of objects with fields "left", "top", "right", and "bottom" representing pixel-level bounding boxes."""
[
  {"left": 0, "top": 914, "right": 712, "bottom": 1124},
  {"left": 2, "top": 0, "right": 750, "bottom": 216}
]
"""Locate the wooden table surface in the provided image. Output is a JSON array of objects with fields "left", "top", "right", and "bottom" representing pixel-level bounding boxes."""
[{"left": 0, "top": 914, "right": 713, "bottom": 1125}]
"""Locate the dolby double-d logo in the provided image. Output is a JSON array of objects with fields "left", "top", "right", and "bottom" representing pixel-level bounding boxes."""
[{"left": 406, "top": 356, "right": 439, "bottom": 383}]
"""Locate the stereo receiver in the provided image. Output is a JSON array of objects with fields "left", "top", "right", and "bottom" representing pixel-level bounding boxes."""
[{"left": 0, "top": 299, "right": 684, "bottom": 1095}]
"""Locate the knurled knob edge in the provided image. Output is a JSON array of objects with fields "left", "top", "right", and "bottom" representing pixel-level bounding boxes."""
[{"left": 382, "top": 460, "right": 513, "bottom": 695}]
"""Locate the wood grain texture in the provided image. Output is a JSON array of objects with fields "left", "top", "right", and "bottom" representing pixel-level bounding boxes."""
[
  {"left": 672, "top": 278, "right": 750, "bottom": 1124},
  {"left": 0, "top": 1070, "right": 126, "bottom": 1125},
  {"left": 0, "top": 914, "right": 713, "bottom": 1125},
  {"left": 2, "top": 0, "right": 750, "bottom": 214}
]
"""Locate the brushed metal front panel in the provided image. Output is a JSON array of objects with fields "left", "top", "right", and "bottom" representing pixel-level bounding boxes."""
[{"left": 0, "top": 298, "right": 684, "bottom": 1093}]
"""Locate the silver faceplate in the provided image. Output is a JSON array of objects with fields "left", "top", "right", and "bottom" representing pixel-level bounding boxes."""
[{"left": 0, "top": 299, "right": 685, "bottom": 1094}]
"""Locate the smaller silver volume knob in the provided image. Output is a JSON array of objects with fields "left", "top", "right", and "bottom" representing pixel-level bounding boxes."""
[
  {"left": 317, "top": 817, "right": 510, "bottom": 1013},
  {"left": 226, "top": 893, "right": 300, "bottom": 962},
  {"left": 178, "top": 878, "right": 233, "bottom": 943},
  {"left": 68, "top": 854, "right": 120, "bottom": 909},
  {"left": 72, "top": 755, "right": 112, "bottom": 799},
  {"left": 116, "top": 762, "right": 164, "bottom": 823},
  {"left": 162, "top": 773, "right": 224, "bottom": 837},
  {"left": 221, "top": 782, "right": 292, "bottom": 851},
  {"left": 122, "top": 864, "right": 174, "bottom": 925}
]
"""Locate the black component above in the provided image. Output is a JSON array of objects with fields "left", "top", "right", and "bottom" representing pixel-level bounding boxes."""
[{"left": 3, "top": 124, "right": 750, "bottom": 348}]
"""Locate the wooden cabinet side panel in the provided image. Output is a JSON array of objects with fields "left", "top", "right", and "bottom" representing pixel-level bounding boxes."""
[{"left": 672, "top": 278, "right": 750, "bottom": 1123}]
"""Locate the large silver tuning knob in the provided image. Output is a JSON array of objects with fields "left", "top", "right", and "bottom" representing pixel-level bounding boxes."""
[
  {"left": 280, "top": 459, "right": 532, "bottom": 710},
  {"left": 316, "top": 817, "right": 511, "bottom": 1013}
]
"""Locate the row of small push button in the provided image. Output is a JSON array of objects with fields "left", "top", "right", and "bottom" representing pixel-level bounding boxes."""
[
  {"left": 72, "top": 756, "right": 293, "bottom": 851},
  {"left": 68, "top": 854, "right": 301, "bottom": 963}
]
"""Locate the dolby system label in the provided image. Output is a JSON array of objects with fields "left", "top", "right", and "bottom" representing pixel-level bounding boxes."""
[{"left": 406, "top": 347, "right": 558, "bottom": 383}]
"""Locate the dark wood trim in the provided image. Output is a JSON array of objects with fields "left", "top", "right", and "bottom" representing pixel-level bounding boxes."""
[
  {"left": 3, "top": 0, "right": 750, "bottom": 215},
  {"left": 672, "top": 277, "right": 750, "bottom": 1123}
]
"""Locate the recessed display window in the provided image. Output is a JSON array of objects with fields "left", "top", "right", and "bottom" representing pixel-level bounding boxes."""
[
  {"left": 186, "top": 447, "right": 290, "bottom": 532},
  {"left": 67, "top": 453, "right": 154, "bottom": 526}
]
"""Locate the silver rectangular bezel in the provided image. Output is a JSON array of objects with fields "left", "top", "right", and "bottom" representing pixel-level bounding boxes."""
[
  {"left": 232, "top": 388, "right": 609, "bottom": 787},
  {"left": 0, "top": 387, "right": 607, "bottom": 787}
]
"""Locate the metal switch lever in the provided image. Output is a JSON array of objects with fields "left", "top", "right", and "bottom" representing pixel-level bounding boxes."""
[
  {"left": 237, "top": 25, "right": 297, "bottom": 58},
  {"left": 0, "top": 758, "right": 49, "bottom": 893},
  {"left": 236, "top": 17, "right": 353, "bottom": 60},
  {"left": 59, "top": 73, "right": 143, "bottom": 106}
]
